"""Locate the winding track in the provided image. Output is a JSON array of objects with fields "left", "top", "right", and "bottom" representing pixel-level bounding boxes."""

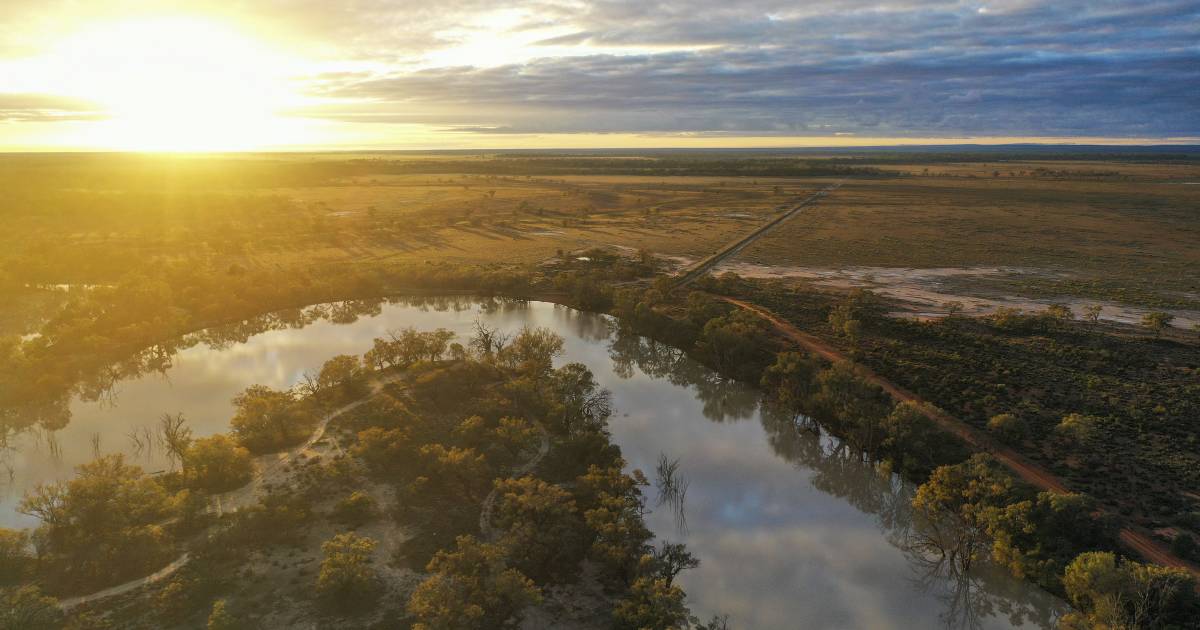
[{"left": 58, "top": 373, "right": 405, "bottom": 610}]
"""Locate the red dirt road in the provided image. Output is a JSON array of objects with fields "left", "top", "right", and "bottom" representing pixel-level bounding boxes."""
[{"left": 722, "top": 296, "right": 1200, "bottom": 580}]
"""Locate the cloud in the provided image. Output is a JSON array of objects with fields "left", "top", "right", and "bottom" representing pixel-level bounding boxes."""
[
  {"left": 0, "top": 93, "right": 104, "bottom": 122},
  {"left": 293, "top": 0, "right": 1200, "bottom": 137},
  {"left": 2, "top": 0, "right": 1198, "bottom": 138}
]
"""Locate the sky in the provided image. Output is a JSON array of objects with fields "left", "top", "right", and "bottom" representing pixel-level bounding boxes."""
[{"left": 0, "top": 0, "right": 1197, "bottom": 151}]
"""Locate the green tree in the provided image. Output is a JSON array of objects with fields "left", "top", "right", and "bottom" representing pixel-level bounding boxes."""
[
  {"left": 880, "top": 401, "right": 941, "bottom": 471},
  {"left": 493, "top": 476, "right": 586, "bottom": 582},
  {"left": 316, "top": 354, "right": 367, "bottom": 399},
  {"left": 684, "top": 291, "right": 729, "bottom": 329},
  {"left": 613, "top": 575, "right": 689, "bottom": 630},
  {"left": 1141, "top": 311, "right": 1174, "bottom": 338},
  {"left": 986, "top": 492, "right": 1107, "bottom": 586},
  {"left": 354, "top": 426, "right": 415, "bottom": 474},
  {"left": 316, "top": 532, "right": 380, "bottom": 609},
  {"left": 815, "top": 362, "right": 893, "bottom": 452},
  {"left": 499, "top": 327, "right": 564, "bottom": 376},
  {"left": 363, "top": 336, "right": 402, "bottom": 370},
  {"left": 18, "top": 455, "right": 172, "bottom": 590},
  {"left": 1056, "top": 413, "right": 1097, "bottom": 443},
  {"left": 0, "top": 529, "right": 30, "bottom": 585},
  {"left": 229, "top": 385, "right": 312, "bottom": 452},
  {"left": 578, "top": 464, "right": 653, "bottom": 584},
  {"left": 0, "top": 586, "right": 62, "bottom": 630},
  {"left": 183, "top": 433, "right": 253, "bottom": 492},
  {"left": 650, "top": 541, "right": 699, "bottom": 582},
  {"left": 407, "top": 535, "right": 540, "bottom": 630},
  {"left": 761, "top": 351, "right": 822, "bottom": 409},
  {"left": 331, "top": 491, "right": 377, "bottom": 527},
  {"left": 491, "top": 417, "right": 540, "bottom": 465},
  {"left": 549, "top": 363, "right": 613, "bottom": 436},
  {"left": 910, "top": 454, "right": 1015, "bottom": 572},
  {"left": 986, "top": 413, "right": 1025, "bottom": 445},
  {"left": 1046, "top": 303, "right": 1074, "bottom": 326},
  {"left": 1061, "top": 551, "right": 1197, "bottom": 629},
  {"left": 696, "top": 310, "right": 771, "bottom": 379},
  {"left": 420, "top": 444, "right": 491, "bottom": 500}
]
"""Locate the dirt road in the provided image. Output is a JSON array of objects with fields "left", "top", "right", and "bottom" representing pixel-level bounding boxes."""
[
  {"left": 721, "top": 296, "right": 1200, "bottom": 580},
  {"left": 672, "top": 182, "right": 841, "bottom": 287}
]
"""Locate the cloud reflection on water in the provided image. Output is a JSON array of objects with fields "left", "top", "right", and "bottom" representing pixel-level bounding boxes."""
[{"left": 1, "top": 297, "right": 1063, "bottom": 628}]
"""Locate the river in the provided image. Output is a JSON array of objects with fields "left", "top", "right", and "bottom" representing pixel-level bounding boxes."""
[{"left": 0, "top": 296, "right": 1064, "bottom": 628}]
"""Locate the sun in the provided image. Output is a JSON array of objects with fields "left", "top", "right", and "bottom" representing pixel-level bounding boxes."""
[{"left": 38, "top": 17, "right": 311, "bottom": 151}]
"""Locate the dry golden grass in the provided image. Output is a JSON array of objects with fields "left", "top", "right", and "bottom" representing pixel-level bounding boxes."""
[{"left": 733, "top": 170, "right": 1200, "bottom": 305}]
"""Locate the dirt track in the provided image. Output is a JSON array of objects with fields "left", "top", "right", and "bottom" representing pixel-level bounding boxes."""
[
  {"left": 721, "top": 296, "right": 1200, "bottom": 580},
  {"left": 672, "top": 182, "right": 841, "bottom": 287}
]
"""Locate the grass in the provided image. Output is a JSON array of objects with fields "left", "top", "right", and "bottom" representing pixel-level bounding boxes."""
[{"left": 734, "top": 173, "right": 1200, "bottom": 307}]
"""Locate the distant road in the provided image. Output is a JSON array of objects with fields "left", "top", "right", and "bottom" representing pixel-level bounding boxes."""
[{"left": 672, "top": 181, "right": 842, "bottom": 287}]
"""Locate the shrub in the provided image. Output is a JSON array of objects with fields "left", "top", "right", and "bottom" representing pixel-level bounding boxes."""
[
  {"left": 0, "top": 529, "right": 30, "bottom": 586},
  {"left": 1056, "top": 413, "right": 1097, "bottom": 443},
  {"left": 0, "top": 586, "right": 62, "bottom": 630},
  {"left": 613, "top": 576, "right": 688, "bottom": 630},
  {"left": 986, "top": 413, "right": 1026, "bottom": 444},
  {"left": 184, "top": 434, "right": 253, "bottom": 492},
  {"left": 207, "top": 599, "right": 240, "bottom": 630},
  {"left": 316, "top": 533, "right": 380, "bottom": 610},
  {"left": 407, "top": 536, "right": 540, "bottom": 630},
  {"left": 331, "top": 491, "right": 377, "bottom": 527},
  {"left": 1061, "top": 552, "right": 1197, "bottom": 629},
  {"left": 230, "top": 385, "right": 314, "bottom": 453}
]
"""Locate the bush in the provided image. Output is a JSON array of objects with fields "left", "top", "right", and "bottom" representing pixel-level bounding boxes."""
[
  {"left": 1055, "top": 413, "right": 1097, "bottom": 443},
  {"left": 0, "top": 529, "right": 30, "bottom": 586},
  {"left": 331, "top": 491, "right": 377, "bottom": 527},
  {"left": 207, "top": 599, "right": 240, "bottom": 630},
  {"left": 0, "top": 586, "right": 62, "bottom": 630},
  {"left": 1061, "top": 551, "right": 1197, "bottom": 629},
  {"left": 17, "top": 455, "right": 173, "bottom": 592},
  {"left": 986, "top": 413, "right": 1026, "bottom": 445},
  {"left": 184, "top": 434, "right": 253, "bottom": 492},
  {"left": 407, "top": 535, "right": 540, "bottom": 630},
  {"left": 613, "top": 576, "right": 688, "bottom": 630},
  {"left": 230, "top": 385, "right": 315, "bottom": 453},
  {"left": 316, "top": 533, "right": 380, "bottom": 610}
]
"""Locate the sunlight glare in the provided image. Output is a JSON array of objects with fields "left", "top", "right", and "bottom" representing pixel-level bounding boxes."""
[{"left": 35, "top": 17, "right": 310, "bottom": 151}]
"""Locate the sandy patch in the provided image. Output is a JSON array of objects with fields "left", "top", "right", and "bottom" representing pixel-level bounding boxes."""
[{"left": 711, "top": 262, "right": 1200, "bottom": 329}]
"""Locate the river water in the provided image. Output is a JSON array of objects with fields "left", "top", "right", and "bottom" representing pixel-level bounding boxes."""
[{"left": 0, "top": 297, "right": 1064, "bottom": 628}]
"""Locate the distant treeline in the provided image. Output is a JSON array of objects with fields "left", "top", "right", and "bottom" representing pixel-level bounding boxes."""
[
  {"left": 346, "top": 156, "right": 889, "bottom": 178},
  {"left": 823, "top": 151, "right": 1200, "bottom": 165},
  {"left": 0, "top": 154, "right": 887, "bottom": 193}
]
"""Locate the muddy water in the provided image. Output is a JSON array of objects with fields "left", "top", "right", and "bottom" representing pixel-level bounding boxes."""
[{"left": 0, "top": 297, "right": 1064, "bottom": 628}]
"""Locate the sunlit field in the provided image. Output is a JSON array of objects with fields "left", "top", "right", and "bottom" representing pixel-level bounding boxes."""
[
  {"left": 3, "top": 151, "right": 1199, "bottom": 630},
  {"left": 3, "top": 0, "right": 1200, "bottom": 627}
]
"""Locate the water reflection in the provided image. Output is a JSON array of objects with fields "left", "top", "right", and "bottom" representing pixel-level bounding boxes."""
[
  {"left": 605, "top": 326, "right": 1063, "bottom": 628},
  {"left": 0, "top": 298, "right": 1063, "bottom": 628}
]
